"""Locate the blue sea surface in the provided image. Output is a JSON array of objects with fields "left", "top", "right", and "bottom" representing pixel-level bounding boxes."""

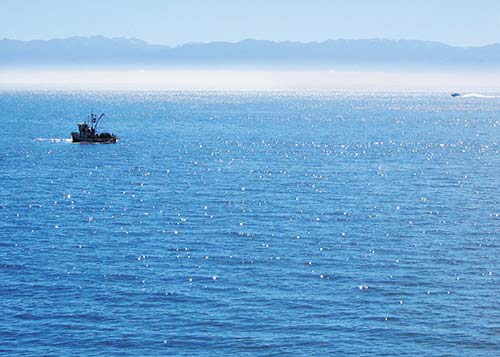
[{"left": 0, "top": 91, "right": 499, "bottom": 356}]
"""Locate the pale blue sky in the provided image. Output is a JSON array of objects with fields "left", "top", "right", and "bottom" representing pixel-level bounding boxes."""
[{"left": 2, "top": 0, "right": 500, "bottom": 46}]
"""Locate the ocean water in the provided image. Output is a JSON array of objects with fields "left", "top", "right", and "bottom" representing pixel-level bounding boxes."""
[{"left": 0, "top": 90, "right": 499, "bottom": 356}]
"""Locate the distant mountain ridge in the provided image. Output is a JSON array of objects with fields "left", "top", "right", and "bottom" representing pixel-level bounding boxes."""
[{"left": 2, "top": 36, "right": 500, "bottom": 69}]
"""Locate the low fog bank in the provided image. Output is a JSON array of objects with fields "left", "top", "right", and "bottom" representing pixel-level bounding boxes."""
[{"left": 1, "top": 69, "right": 500, "bottom": 91}]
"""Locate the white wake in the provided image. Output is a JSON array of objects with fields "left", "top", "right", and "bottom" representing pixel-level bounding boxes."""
[
  {"left": 34, "top": 138, "right": 72, "bottom": 143},
  {"left": 460, "top": 93, "right": 500, "bottom": 98}
]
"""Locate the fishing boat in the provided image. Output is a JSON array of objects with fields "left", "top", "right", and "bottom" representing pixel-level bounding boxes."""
[{"left": 71, "top": 113, "right": 118, "bottom": 143}]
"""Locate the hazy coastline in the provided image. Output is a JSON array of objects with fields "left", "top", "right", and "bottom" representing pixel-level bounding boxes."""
[
  {"left": 3, "top": 36, "right": 500, "bottom": 91},
  {"left": 2, "top": 68, "right": 500, "bottom": 91}
]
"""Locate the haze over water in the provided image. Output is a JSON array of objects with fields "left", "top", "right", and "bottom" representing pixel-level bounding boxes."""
[{"left": 0, "top": 90, "right": 498, "bottom": 355}]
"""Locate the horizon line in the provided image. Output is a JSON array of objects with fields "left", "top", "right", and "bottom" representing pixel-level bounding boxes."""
[{"left": 2, "top": 35, "right": 500, "bottom": 49}]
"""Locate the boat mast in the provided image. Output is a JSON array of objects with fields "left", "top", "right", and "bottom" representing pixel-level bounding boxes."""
[{"left": 90, "top": 112, "right": 97, "bottom": 130}]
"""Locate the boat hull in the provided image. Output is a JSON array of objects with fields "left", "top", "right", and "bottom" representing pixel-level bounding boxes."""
[{"left": 71, "top": 132, "right": 118, "bottom": 144}]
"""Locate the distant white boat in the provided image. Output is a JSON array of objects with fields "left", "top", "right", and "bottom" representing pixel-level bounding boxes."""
[{"left": 451, "top": 93, "right": 499, "bottom": 98}]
